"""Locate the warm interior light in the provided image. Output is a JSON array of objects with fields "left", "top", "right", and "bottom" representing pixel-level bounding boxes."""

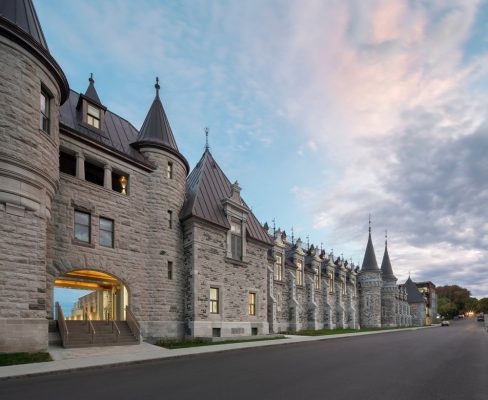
[{"left": 119, "top": 175, "right": 127, "bottom": 195}]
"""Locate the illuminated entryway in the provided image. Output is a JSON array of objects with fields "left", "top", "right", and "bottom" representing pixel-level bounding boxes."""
[{"left": 54, "top": 270, "right": 128, "bottom": 321}]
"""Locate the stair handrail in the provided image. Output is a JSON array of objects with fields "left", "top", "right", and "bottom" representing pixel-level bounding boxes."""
[
  {"left": 87, "top": 316, "right": 96, "bottom": 343},
  {"left": 125, "top": 305, "right": 141, "bottom": 342},
  {"left": 56, "top": 302, "right": 69, "bottom": 346},
  {"left": 112, "top": 320, "right": 120, "bottom": 342}
]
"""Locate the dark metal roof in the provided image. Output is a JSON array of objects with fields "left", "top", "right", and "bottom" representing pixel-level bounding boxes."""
[
  {"left": 380, "top": 242, "right": 396, "bottom": 280},
  {"left": 60, "top": 90, "right": 151, "bottom": 166},
  {"left": 84, "top": 75, "right": 102, "bottom": 106},
  {"left": 404, "top": 277, "right": 425, "bottom": 303},
  {"left": 361, "top": 230, "right": 379, "bottom": 271},
  {"left": 180, "top": 149, "right": 272, "bottom": 246},
  {"left": 0, "top": 0, "right": 48, "bottom": 49}
]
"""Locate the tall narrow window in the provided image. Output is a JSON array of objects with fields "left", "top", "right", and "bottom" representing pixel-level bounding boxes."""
[
  {"left": 167, "top": 162, "right": 173, "bottom": 179},
  {"left": 328, "top": 274, "right": 334, "bottom": 293},
  {"left": 85, "top": 160, "right": 104, "bottom": 186},
  {"left": 342, "top": 282, "right": 347, "bottom": 295},
  {"left": 87, "top": 104, "right": 101, "bottom": 129},
  {"left": 274, "top": 253, "right": 283, "bottom": 281},
  {"left": 40, "top": 89, "right": 50, "bottom": 133},
  {"left": 248, "top": 292, "right": 256, "bottom": 316},
  {"left": 210, "top": 287, "right": 219, "bottom": 314},
  {"left": 230, "top": 219, "right": 242, "bottom": 260},
  {"left": 74, "top": 210, "right": 90, "bottom": 243},
  {"left": 168, "top": 210, "right": 173, "bottom": 228},
  {"left": 296, "top": 260, "right": 303, "bottom": 286},
  {"left": 167, "top": 261, "right": 173, "bottom": 280},
  {"left": 314, "top": 267, "right": 320, "bottom": 289},
  {"left": 99, "top": 217, "right": 114, "bottom": 248}
]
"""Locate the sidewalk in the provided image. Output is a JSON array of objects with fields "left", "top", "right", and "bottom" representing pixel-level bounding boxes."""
[{"left": 0, "top": 326, "right": 436, "bottom": 380}]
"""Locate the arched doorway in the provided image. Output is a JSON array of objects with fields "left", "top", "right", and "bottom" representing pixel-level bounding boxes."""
[{"left": 54, "top": 269, "right": 128, "bottom": 321}]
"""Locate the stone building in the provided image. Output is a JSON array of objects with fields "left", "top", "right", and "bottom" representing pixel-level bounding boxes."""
[
  {"left": 416, "top": 281, "right": 437, "bottom": 325},
  {"left": 404, "top": 277, "right": 427, "bottom": 326},
  {"left": 0, "top": 0, "right": 421, "bottom": 352}
]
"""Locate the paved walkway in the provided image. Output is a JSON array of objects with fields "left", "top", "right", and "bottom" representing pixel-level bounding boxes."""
[{"left": 0, "top": 326, "right": 436, "bottom": 380}]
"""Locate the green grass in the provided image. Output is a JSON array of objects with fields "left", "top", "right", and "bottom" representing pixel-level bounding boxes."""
[
  {"left": 0, "top": 352, "right": 52, "bottom": 366},
  {"left": 156, "top": 336, "right": 285, "bottom": 349},
  {"left": 283, "top": 326, "right": 412, "bottom": 336}
]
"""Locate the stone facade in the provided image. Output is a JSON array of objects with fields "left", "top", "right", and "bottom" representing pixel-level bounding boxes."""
[{"left": 0, "top": 1, "right": 427, "bottom": 352}]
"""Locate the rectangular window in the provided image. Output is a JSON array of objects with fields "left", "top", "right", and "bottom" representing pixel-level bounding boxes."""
[
  {"left": 99, "top": 217, "right": 114, "bottom": 248},
  {"left": 210, "top": 287, "right": 219, "bottom": 314},
  {"left": 167, "top": 261, "right": 173, "bottom": 280},
  {"left": 248, "top": 292, "right": 256, "bottom": 316},
  {"left": 342, "top": 282, "right": 347, "bottom": 295},
  {"left": 168, "top": 210, "right": 173, "bottom": 228},
  {"left": 274, "top": 253, "right": 283, "bottom": 281},
  {"left": 59, "top": 151, "right": 76, "bottom": 176},
  {"left": 85, "top": 160, "right": 104, "bottom": 186},
  {"left": 230, "top": 219, "right": 242, "bottom": 260},
  {"left": 40, "top": 89, "right": 50, "bottom": 133},
  {"left": 112, "top": 171, "right": 128, "bottom": 195},
  {"left": 74, "top": 210, "right": 91, "bottom": 243},
  {"left": 314, "top": 267, "right": 320, "bottom": 290},
  {"left": 328, "top": 274, "right": 334, "bottom": 294},
  {"left": 296, "top": 260, "right": 303, "bottom": 286},
  {"left": 167, "top": 162, "right": 173, "bottom": 179},
  {"left": 87, "top": 104, "right": 101, "bottom": 129}
]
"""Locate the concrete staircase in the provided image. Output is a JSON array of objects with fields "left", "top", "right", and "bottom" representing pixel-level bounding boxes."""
[{"left": 60, "top": 320, "right": 139, "bottom": 348}]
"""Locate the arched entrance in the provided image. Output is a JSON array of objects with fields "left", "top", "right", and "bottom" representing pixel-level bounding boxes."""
[{"left": 54, "top": 269, "right": 128, "bottom": 321}]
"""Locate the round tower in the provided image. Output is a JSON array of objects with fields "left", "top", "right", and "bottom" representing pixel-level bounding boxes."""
[
  {"left": 131, "top": 79, "right": 189, "bottom": 339},
  {"left": 0, "top": 0, "right": 69, "bottom": 352},
  {"left": 358, "top": 222, "right": 382, "bottom": 328},
  {"left": 380, "top": 232, "right": 398, "bottom": 327}
]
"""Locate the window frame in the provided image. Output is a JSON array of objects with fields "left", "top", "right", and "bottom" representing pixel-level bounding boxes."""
[
  {"left": 168, "top": 210, "right": 173, "bottom": 229},
  {"left": 99, "top": 217, "right": 114, "bottom": 248},
  {"left": 167, "top": 261, "right": 173, "bottom": 280},
  {"left": 74, "top": 210, "right": 91, "bottom": 243},
  {"left": 314, "top": 267, "right": 320, "bottom": 290},
  {"left": 296, "top": 260, "right": 304, "bottom": 286},
  {"left": 274, "top": 252, "right": 283, "bottom": 281},
  {"left": 40, "top": 88, "right": 50, "bottom": 134},
  {"left": 230, "top": 219, "right": 243, "bottom": 260},
  {"left": 167, "top": 162, "right": 173, "bottom": 179},
  {"left": 248, "top": 292, "right": 256, "bottom": 316},
  {"left": 87, "top": 103, "right": 101, "bottom": 129},
  {"left": 210, "top": 287, "right": 219, "bottom": 314}
]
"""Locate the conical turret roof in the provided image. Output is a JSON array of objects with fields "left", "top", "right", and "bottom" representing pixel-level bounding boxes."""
[
  {"left": 0, "top": 0, "right": 48, "bottom": 49},
  {"left": 380, "top": 240, "right": 396, "bottom": 280},
  {"left": 84, "top": 74, "right": 102, "bottom": 105},
  {"left": 361, "top": 227, "right": 379, "bottom": 271}
]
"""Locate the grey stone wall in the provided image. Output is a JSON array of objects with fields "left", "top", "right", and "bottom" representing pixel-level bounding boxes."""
[
  {"left": 410, "top": 303, "right": 426, "bottom": 327},
  {"left": 381, "top": 279, "right": 398, "bottom": 327},
  {"left": 358, "top": 271, "right": 382, "bottom": 328}
]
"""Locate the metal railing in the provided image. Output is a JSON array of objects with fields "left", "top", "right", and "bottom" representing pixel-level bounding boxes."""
[
  {"left": 126, "top": 305, "right": 141, "bottom": 342},
  {"left": 87, "top": 317, "right": 96, "bottom": 343},
  {"left": 56, "top": 302, "right": 69, "bottom": 347},
  {"left": 112, "top": 320, "right": 120, "bottom": 342}
]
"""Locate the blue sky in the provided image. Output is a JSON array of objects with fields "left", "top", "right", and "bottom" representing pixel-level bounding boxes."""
[{"left": 37, "top": 0, "right": 488, "bottom": 299}]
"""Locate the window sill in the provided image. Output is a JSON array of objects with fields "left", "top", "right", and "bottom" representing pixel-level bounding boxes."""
[
  {"left": 72, "top": 239, "right": 95, "bottom": 248},
  {"left": 225, "top": 257, "right": 247, "bottom": 266}
]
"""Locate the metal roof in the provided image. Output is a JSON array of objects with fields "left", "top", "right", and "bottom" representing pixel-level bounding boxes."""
[
  {"left": 84, "top": 75, "right": 102, "bottom": 106},
  {"left": 380, "top": 242, "right": 396, "bottom": 280},
  {"left": 180, "top": 149, "right": 272, "bottom": 246},
  {"left": 60, "top": 90, "right": 150, "bottom": 166},
  {"left": 0, "top": 0, "right": 48, "bottom": 49},
  {"left": 404, "top": 277, "right": 425, "bottom": 303},
  {"left": 361, "top": 230, "right": 379, "bottom": 271}
]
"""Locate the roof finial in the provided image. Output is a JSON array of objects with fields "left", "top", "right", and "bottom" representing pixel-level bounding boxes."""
[
  {"left": 385, "top": 229, "right": 388, "bottom": 247},
  {"left": 272, "top": 218, "right": 276, "bottom": 235},
  {"left": 205, "top": 127, "right": 209, "bottom": 151},
  {"left": 89, "top": 73, "right": 94, "bottom": 84},
  {"left": 291, "top": 227, "right": 294, "bottom": 245},
  {"left": 155, "top": 77, "right": 160, "bottom": 97},
  {"left": 368, "top": 213, "right": 371, "bottom": 234},
  {"left": 306, "top": 235, "right": 310, "bottom": 250}
]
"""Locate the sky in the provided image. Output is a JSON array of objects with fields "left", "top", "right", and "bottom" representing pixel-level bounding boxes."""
[{"left": 36, "top": 0, "right": 488, "bottom": 299}]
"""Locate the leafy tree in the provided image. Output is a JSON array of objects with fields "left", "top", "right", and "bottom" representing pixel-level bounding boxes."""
[
  {"left": 436, "top": 285, "right": 471, "bottom": 315},
  {"left": 479, "top": 298, "right": 488, "bottom": 314},
  {"left": 465, "top": 297, "right": 479, "bottom": 313},
  {"left": 437, "top": 297, "right": 458, "bottom": 319}
]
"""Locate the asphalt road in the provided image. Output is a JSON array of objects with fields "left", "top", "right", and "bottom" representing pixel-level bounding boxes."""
[{"left": 1, "top": 319, "right": 487, "bottom": 400}]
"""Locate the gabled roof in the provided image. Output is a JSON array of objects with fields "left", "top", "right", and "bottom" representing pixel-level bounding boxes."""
[
  {"left": 60, "top": 90, "right": 151, "bottom": 167},
  {"left": 0, "top": 0, "right": 48, "bottom": 49},
  {"left": 380, "top": 241, "right": 396, "bottom": 280},
  {"left": 404, "top": 277, "right": 425, "bottom": 303},
  {"left": 180, "top": 149, "right": 272, "bottom": 246},
  {"left": 361, "top": 229, "right": 379, "bottom": 271}
]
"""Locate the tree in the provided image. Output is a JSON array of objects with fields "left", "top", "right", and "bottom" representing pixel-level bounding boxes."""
[
  {"left": 479, "top": 298, "right": 488, "bottom": 314},
  {"left": 465, "top": 297, "right": 479, "bottom": 313},
  {"left": 437, "top": 297, "right": 458, "bottom": 319},
  {"left": 436, "top": 285, "right": 473, "bottom": 316}
]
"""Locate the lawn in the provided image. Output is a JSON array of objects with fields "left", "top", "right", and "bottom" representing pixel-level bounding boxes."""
[
  {"left": 156, "top": 336, "right": 285, "bottom": 349},
  {"left": 0, "top": 352, "right": 52, "bottom": 367}
]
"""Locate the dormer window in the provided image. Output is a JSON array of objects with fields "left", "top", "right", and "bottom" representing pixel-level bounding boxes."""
[
  {"left": 230, "top": 219, "right": 242, "bottom": 260},
  {"left": 87, "top": 104, "right": 101, "bottom": 129},
  {"left": 40, "top": 88, "right": 50, "bottom": 133}
]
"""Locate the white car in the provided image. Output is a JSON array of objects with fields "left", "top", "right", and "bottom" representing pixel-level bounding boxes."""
[{"left": 441, "top": 319, "right": 450, "bottom": 326}]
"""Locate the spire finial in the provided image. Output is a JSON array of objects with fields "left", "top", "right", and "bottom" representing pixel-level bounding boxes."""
[
  {"left": 205, "top": 127, "right": 209, "bottom": 151},
  {"left": 385, "top": 229, "right": 388, "bottom": 247},
  {"left": 291, "top": 227, "right": 294, "bottom": 245},
  {"left": 306, "top": 235, "right": 310, "bottom": 250},
  {"left": 320, "top": 242, "right": 323, "bottom": 252},
  {"left": 155, "top": 77, "right": 160, "bottom": 97},
  {"left": 272, "top": 218, "right": 276, "bottom": 235},
  {"left": 89, "top": 73, "right": 94, "bottom": 83},
  {"left": 368, "top": 213, "right": 371, "bottom": 234}
]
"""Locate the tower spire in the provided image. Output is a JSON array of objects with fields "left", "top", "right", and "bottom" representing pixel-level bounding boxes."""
[
  {"left": 205, "top": 127, "right": 209, "bottom": 151},
  {"left": 155, "top": 77, "right": 160, "bottom": 98}
]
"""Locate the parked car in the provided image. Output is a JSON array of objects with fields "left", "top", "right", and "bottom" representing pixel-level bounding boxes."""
[
  {"left": 441, "top": 319, "right": 450, "bottom": 326},
  {"left": 477, "top": 314, "right": 485, "bottom": 322}
]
